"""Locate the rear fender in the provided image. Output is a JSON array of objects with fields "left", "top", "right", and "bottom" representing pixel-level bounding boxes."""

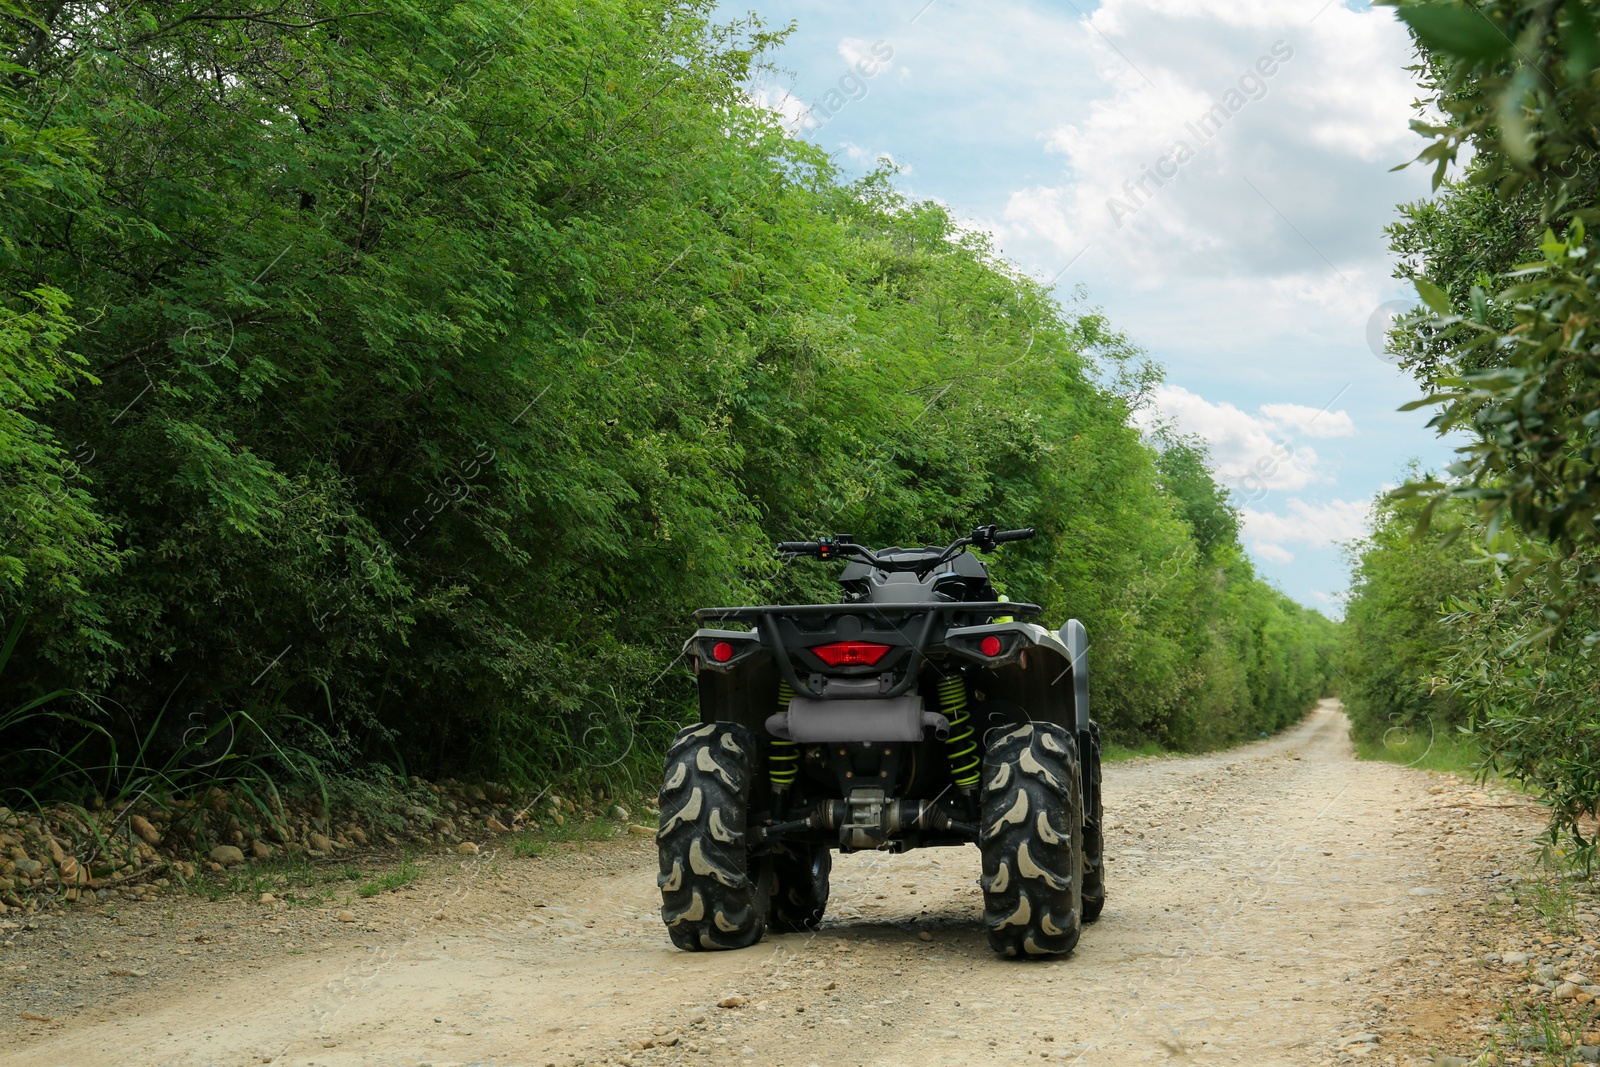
[
  {"left": 944, "top": 622, "right": 1075, "bottom": 732},
  {"left": 695, "top": 654, "right": 780, "bottom": 737},
  {"left": 1058, "top": 618, "right": 1090, "bottom": 733}
]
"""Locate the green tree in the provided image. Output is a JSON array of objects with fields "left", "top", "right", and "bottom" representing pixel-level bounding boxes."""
[
  {"left": 1340, "top": 493, "right": 1482, "bottom": 744},
  {"left": 0, "top": 74, "right": 117, "bottom": 664},
  {"left": 0, "top": 0, "right": 1337, "bottom": 798}
]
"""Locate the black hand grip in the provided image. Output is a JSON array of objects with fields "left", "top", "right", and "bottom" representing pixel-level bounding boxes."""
[
  {"left": 993, "top": 528, "right": 1036, "bottom": 543},
  {"left": 776, "top": 541, "right": 819, "bottom": 555}
]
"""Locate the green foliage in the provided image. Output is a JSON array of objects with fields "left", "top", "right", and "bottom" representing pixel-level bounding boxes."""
[
  {"left": 1102, "top": 739, "right": 1167, "bottom": 762},
  {"left": 205, "top": 851, "right": 372, "bottom": 905},
  {"left": 1383, "top": 0, "right": 1600, "bottom": 206},
  {"left": 1341, "top": 491, "right": 1483, "bottom": 744},
  {"left": 1435, "top": 548, "right": 1600, "bottom": 864},
  {"left": 1394, "top": 224, "right": 1600, "bottom": 619},
  {"left": 1344, "top": 489, "right": 1600, "bottom": 859},
  {"left": 0, "top": 0, "right": 1336, "bottom": 800},
  {"left": 357, "top": 853, "right": 420, "bottom": 897},
  {"left": 1383, "top": 0, "right": 1600, "bottom": 631},
  {"left": 1374, "top": 0, "right": 1600, "bottom": 863},
  {"left": 0, "top": 81, "right": 118, "bottom": 651},
  {"left": 509, "top": 813, "right": 620, "bottom": 857}
]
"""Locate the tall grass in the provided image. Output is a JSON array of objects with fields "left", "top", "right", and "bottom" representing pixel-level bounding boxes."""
[
  {"left": 1353, "top": 722, "right": 1484, "bottom": 776},
  {"left": 0, "top": 598, "right": 345, "bottom": 871},
  {"left": 0, "top": 592, "right": 99, "bottom": 808},
  {"left": 1103, "top": 739, "right": 1167, "bottom": 762},
  {"left": 480, "top": 682, "right": 687, "bottom": 806}
]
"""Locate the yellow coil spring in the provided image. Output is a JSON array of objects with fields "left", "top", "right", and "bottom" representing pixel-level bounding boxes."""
[
  {"left": 770, "top": 680, "right": 799, "bottom": 788},
  {"left": 939, "top": 674, "right": 981, "bottom": 789}
]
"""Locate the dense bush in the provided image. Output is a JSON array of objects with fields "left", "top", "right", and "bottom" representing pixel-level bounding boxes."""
[
  {"left": 0, "top": 0, "right": 1334, "bottom": 799},
  {"left": 1340, "top": 494, "right": 1482, "bottom": 745}
]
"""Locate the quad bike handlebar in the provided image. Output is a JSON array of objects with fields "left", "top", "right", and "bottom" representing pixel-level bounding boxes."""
[{"left": 776, "top": 526, "right": 1035, "bottom": 573}]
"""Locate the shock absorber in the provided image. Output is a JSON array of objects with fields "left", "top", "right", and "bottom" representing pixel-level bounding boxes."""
[
  {"left": 769, "top": 680, "right": 799, "bottom": 818},
  {"left": 938, "top": 673, "right": 981, "bottom": 804}
]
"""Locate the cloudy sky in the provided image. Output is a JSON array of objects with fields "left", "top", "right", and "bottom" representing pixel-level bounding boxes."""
[{"left": 728, "top": 0, "right": 1456, "bottom": 615}]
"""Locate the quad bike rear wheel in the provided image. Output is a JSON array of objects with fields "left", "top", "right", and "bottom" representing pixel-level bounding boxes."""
[
  {"left": 1081, "top": 721, "right": 1106, "bottom": 923},
  {"left": 979, "top": 723, "right": 1084, "bottom": 958},
  {"left": 769, "top": 842, "right": 831, "bottom": 932},
  {"left": 656, "top": 723, "right": 770, "bottom": 950}
]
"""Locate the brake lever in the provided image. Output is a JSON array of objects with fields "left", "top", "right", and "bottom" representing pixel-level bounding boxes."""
[{"left": 969, "top": 525, "right": 999, "bottom": 553}]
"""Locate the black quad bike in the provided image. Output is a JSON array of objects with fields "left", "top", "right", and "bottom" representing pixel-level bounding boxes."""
[{"left": 655, "top": 526, "right": 1105, "bottom": 959}]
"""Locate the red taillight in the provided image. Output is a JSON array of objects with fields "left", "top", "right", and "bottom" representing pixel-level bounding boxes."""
[
  {"left": 979, "top": 635, "right": 1003, "bottom": 657},
  {"left": 809, "top": 640, "right": 893, "bottom": 667},
  {"left": 711, "top": 641, "right": 735, "bottom": 662}
]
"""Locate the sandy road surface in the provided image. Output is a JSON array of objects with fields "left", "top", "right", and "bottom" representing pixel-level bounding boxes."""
[{"left": 0, "top": 701, "right": 1546, "bottom": 1066}]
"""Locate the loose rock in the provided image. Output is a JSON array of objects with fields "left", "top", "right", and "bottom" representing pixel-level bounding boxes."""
[
  {"left": 336, "top": 909, "right": 356, "bottom": 923},
  {"left": 208, "top": 845, "right": 245, "bottom": 867},
  {"left": 457, "top": 842, "right": 479, "bottom": 856},
  {"left": 718, "top": 996, "right": 746, "bottom": 1008},
  {"left": 129, "top": 815, "right": 162, "bottom": 846}
]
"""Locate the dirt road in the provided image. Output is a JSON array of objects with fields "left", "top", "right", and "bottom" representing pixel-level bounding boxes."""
[{"left": 0, "top": 701, "right": 1548, "bottom": 1066}]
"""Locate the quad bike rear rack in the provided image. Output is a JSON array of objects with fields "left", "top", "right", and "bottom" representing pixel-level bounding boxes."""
[{"left": 692, "top": 601, "right": 1043, "bottom": 700}]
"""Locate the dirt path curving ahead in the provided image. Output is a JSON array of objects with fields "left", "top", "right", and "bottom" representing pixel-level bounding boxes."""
[{"left": 0, "top": 701, "right": 1547, "bottom": 1066}]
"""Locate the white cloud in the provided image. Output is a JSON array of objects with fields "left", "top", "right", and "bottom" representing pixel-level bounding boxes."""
[
  {"left": 1242, "top": 498, "right": 1371, "bottom": 552},
  {"left": 1260, "top": 402, "right": 1354, "bottom": 438},
  {"left": 990, "top": 0, "right": 1425, "bottom": 347},
  {"left": 837, "top": 37, "right": 894, "bottom": 75},
  {"left": 1253, "top": 541, "right": 1295, "bottom": 564},
  {"left": 1142, "top": 384, "right": 1321, "bottom": 493}
]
